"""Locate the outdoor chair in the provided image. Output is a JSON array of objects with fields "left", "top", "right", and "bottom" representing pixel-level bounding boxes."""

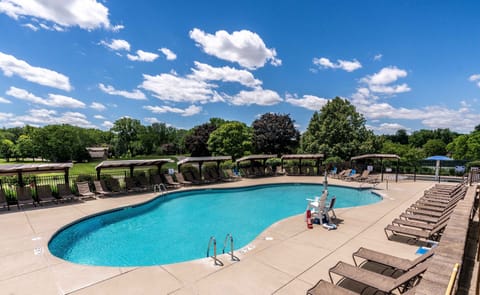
[
  {"left": 328, "top": 260, "right": 428, "bottom": 294},
  {"left": 93, "top": 180, "right": 112, "bottom": 197},
  {"left": 76, "top": 181, "right": 96, "bottom": 200},
  {"left": 164, "top": 174, "right": 180, "bottom": 188},
  {"left": 125, "top": 177, "right": 144, "bottom": 192},
  {"left": 16, "top": 186, "right": 36, "bottom": 208},
  {"left": 36, "top": 185, "right": 58, "bottom": 205},
  {"left": 384, "top": 218, "right": 449, "bottom": 242},
  {"left": 56, "top": 183, "right": 78, "bottom": 201},
  {"left": 175, "top": 172, "right": 193, "bottom": 185},
  {"left": 0, "top": 187, "right": 10, "bottom": 210},
  {"left": 352, "top": 247, "right": 434, "bottom": 275},
  {"left": 306, "top": 279, "right": 357, "bottom": 295},
  {"left": 105, "top": 178, "right": 123, "bottom": 193},
  {"left": 136, "top": 174, "right": 150, "bottom": 190}
]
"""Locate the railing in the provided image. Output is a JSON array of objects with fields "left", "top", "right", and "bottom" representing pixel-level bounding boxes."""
[
  {"left": 206, "top": 236, "right": 223, "bottom": 266},
  {"left": 222, "top": 233, "right": 240, "bottom": 262}
]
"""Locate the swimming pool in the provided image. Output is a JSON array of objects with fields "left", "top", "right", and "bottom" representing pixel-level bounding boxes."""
[{"left": 48, "top": 183, "right": 381, "bottom": 267}]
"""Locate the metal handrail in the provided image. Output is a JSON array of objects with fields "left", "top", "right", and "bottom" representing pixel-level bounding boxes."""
[
  {"left": 206, "top": 236, "right": 223, "bottom": 266},
  {"left": 222, "top": 233, "right": 240, "bottom": 262}
]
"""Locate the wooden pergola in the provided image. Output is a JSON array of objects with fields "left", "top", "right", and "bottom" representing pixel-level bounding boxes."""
[
  {"left": 0, "top": 163, "right": 73, "bottom": 186},
  {"left": 235, "top": 154, "right": 276, "bottom": 168},
  {"left": 177, "top": 156, "right": 232, "bottom": 180},
  {"left": 280, "top": 154, "right": 324, "bottom": 175},
  {"left": 95, "top": 159, "right": 174, "bottom": 180},
  {"left": 350, "top": 153, "right": 400, "bottom": 182}
]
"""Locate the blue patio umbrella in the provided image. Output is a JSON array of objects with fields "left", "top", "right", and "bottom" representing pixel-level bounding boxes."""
[{"left": 425, "top": 155, "right": 453, "bottom": 181}]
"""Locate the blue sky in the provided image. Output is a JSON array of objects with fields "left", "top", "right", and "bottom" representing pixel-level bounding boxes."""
[{"left": 0, "top": 1, "right": 479, "bottom": 134}]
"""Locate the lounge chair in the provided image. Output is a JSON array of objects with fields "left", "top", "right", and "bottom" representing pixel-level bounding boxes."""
[
  {"left": 175, "top": 172, "right": 193, "bottom": 185},
  {"left": 136, "top": 174, "right": 150, "bottom": 190},
  {"left": 329, "top": 260, "right": 428, "bottom": 294},
  {"left": 352, "top": 247, "right": 434, "bottom": 275},
  {"left": 125, "top": 177, "right": 145, "bottom": 192},
  {"left": 0, "top": 187, "right": 10, "bottom": 210},
  {"left": 36, "top": 185, "right": 58, "bottom": 205},
  {"left": 57, "top": 183, "right": 78, "bottom": 201},
  {"left": 93, "top": 180, "right": 112, "bottom": 197},
  {"left": 384, "top": 218, "right": 449, "bottom": 241},
  {"left": 307, "top": 279, "right": 357, "bottom": 295},
  {"left": 105, "top": 178, "right": 123, "bottom": 193},
  {"left": 164, "top": 174, "right": 181, "bottom": 188},
  {"left": 76, "top": 181, "right": 96, "bottom": 200},
  {"left": 16, "top": 186, "right": 36, "bottom": 208}
]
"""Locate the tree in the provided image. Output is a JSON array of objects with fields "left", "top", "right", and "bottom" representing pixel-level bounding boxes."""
[
  {"left": 385, "top": 129, "right": 409, "bottom": 145},
  {"left": 251, "top": 113, "right": 300, "bottom": 156},
  {"left": 185, "top": 122, "right": 218, "bottom": 156},
  {"left": 300, "top": 97, "right": 376, "bottom": 160},
  {"left": 208, "top": 121, "right": 252, "bottom": 160},
  {"left": 111, "top": 118, "right": 144, "bottom": 157},
  {"left": 423, "top": 139, "right": 446, "bottom": 157},
  {"left": 16, "top": 134, "right": 35, "bottom": 160},
  {"left": 0, "top": 139, "right": 14, "bottom": 162},
  {"left": 447, "top": 132, "right": 480, "bottom": 161}
]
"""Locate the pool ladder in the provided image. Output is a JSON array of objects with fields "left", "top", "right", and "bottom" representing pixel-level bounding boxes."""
[
  {"left": 222, "top": 233, "right": 240, "bottom": 262},
  {"left": 206, "top": 236, "right": 223, "bottom": 266},
  {"left": 206, "top": 234, "right": 240, "bottom": 266},
  {"left": 153, "top": 183, "right": 167, "bottom": 194}
]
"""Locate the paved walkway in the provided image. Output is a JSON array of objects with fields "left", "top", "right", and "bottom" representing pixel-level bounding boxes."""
[{"left": 0, "top": 176, "right": 436, "bottom": 294}]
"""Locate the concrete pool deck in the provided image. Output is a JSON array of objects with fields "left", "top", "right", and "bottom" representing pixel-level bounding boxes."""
[{"left": 0, "top": 176, "right": 439, "bottom": 294}]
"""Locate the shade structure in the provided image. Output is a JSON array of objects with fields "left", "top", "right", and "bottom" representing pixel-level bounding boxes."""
[
  {"left": 424, "top": 155, "right": 453, "bottom": 181},
  {"left": 280, "top": 154, "right": 324, "bottom": 176},
  {"left": 0, "top": 163, "right": 73, "bottom": 186},
  {"left": 177, "top": 156, "right": 232, "bottom": 180},
  {"left": 350, "top": 154, "right": 400, "bottom": 182},
  {"left": 95, "top": 159, "right": 174, "bottom": 179}
]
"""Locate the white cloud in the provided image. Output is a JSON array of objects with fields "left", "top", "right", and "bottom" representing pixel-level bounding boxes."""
[
  {"left": 0, "top": 112, "right": 14, "bottom": 121},
  {"left": 45, "top": 94, "right": 86, "bottom": 108},
  {"left": 101, "top": 39, "right": 131, "bottom": 51},
  {"left": 0, "top": 0, "right": 113, "bottom": 31},
  {"left": 469, "top": 74, "right": 480, "bottom": 87},
  {"left": 143, "top": 105, "right": 202, "bottom": 117},
  {"left": 140, "top": 72, "right": 221, "bottom": 104},
  {"left": 22, "top": 23, "right": 38, "bottom": 31},
  {"left": 360, "top": 66, "right": 410, "bottom": 94},
  {"left": 369, "top": 122, "right": 409, "bottom": 135},
  {"left": 14, "top": 108, "right": 94, "bottom": 128},
  {"left": 159, "top": 48, "right": 177, "bottom": 60},
  {"left": 189, "top": 61, "right": 262, "bottom": 88},
  {"left": 313, "top": 57, "right": 362, "bottom": 72},
  {"left": 144, "top": 117, "right": 161, "bottom": 124},
  {"left": 0, "top": 96, "right": 11, "bottom": 103},
  {"left": 127, "top": 50, "right": 159, "bottom": 62},
  {"left": 374, "top": 54, "right": 383, "bottom": 61},
  {"left": 90, "top": 102, "right": 106, "bottom": 111},
  {"left": 94, "top": 114, "right": 105, "bottom": 119},
  {"left": 285, "top": 94, "right": 329, "bottom": 111},
  {"left": 6, "top": 86, "right": 85, "bottom": 108},
  {"left": 99, "top": 83, "right": 146, "bottom": 100},
  {"left": 0, "top": 51, "right": 72, "bottom": 91},
  {"left": 102, "top": 120, "right": 114, "bottom": 129},
  {"left": 227, "top": 88, "right": 282, "bottom": 106},
  {"left": 189, "top": 28, "right": 281, "bottom": 69}
]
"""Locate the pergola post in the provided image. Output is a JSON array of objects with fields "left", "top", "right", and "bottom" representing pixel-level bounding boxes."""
[
  {"left": 380, "top": 158, "right": 384, "bottom": 182},
  {"left": 17, "top": 171, "right": 23, "bottom": 187},
  {"left": 129, "top": 165, "right": 134, "bottom": 177},
  {"left": 395, "top": 158, "right": 399, "bottom": 182},
  {"left": 96, "top": 167, "right": 101, "bottom": 181},
  {"left": 199, "top": 162, "right": 204, "bottom": 180},
  {"left": 65, "top": 168, "right": 71, "bottom": 184}
]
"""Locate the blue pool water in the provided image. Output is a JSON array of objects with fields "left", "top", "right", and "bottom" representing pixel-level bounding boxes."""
[{"left": 48, "top": 183, "right": 381, "bottom": 266}]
